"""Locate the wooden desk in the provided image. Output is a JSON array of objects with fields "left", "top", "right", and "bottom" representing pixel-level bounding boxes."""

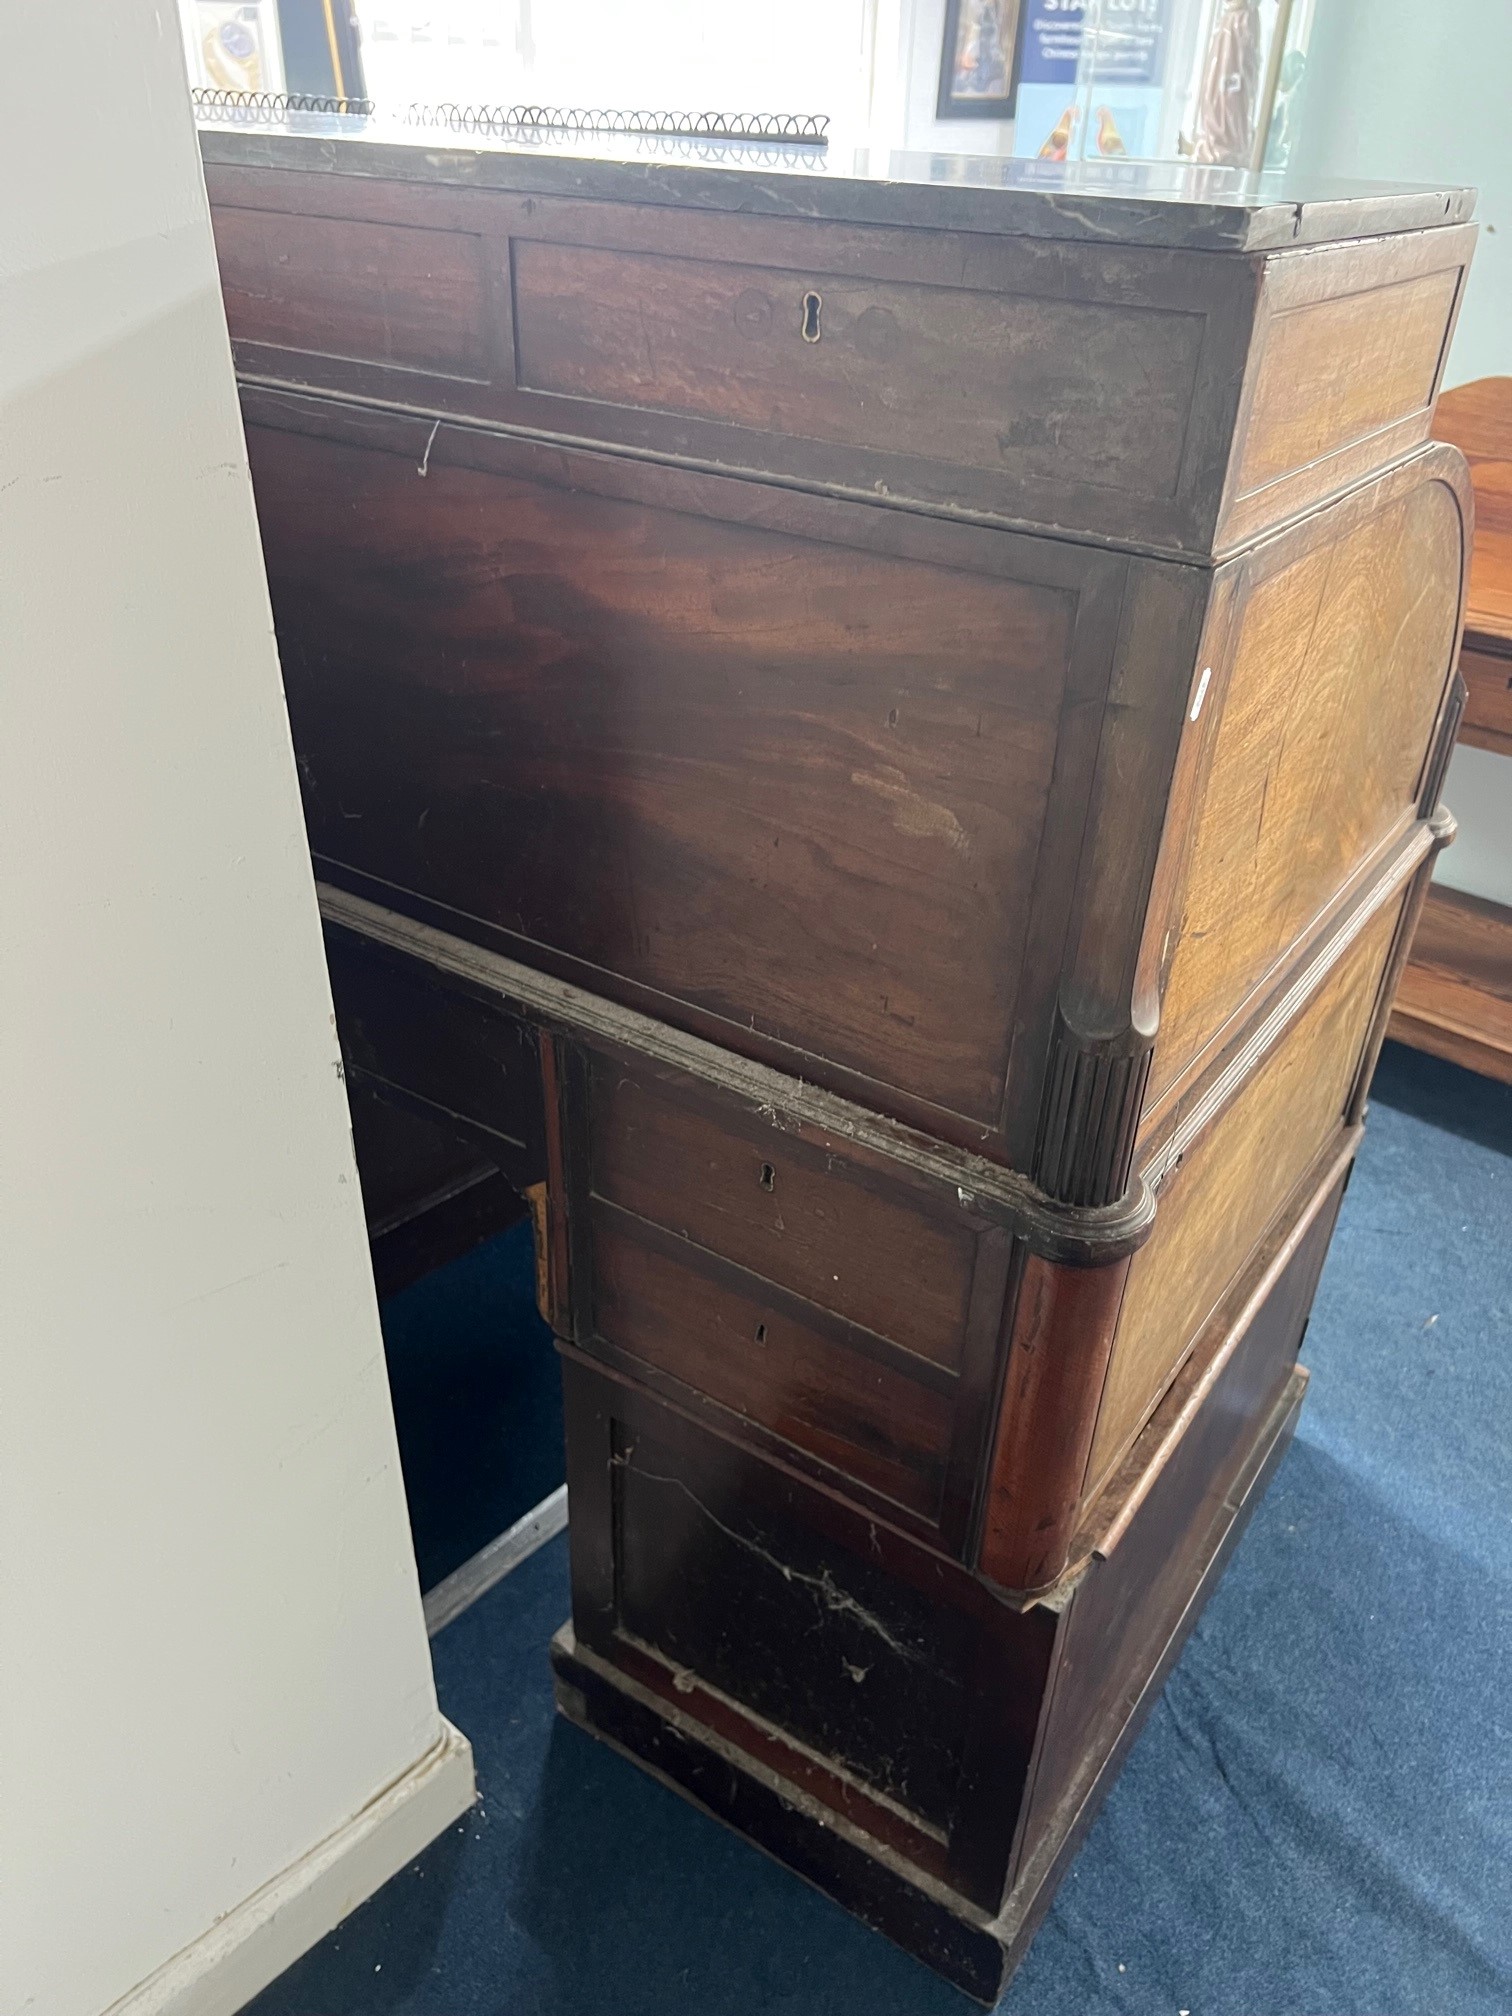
[
  {"left": 1390, "top": 377, "right": 1512, "bottom": 1084},
  {"left": 199, "top": 117, "right": 1473, "bottom": 1999}
]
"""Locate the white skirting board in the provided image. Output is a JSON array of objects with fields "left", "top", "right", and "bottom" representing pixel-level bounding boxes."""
[
  {"left": 424, "top": 1484, "right": 570, "bottom": 1637},
  {"left": 102, "top": 1719, "right": 476, "bottom": 2016}
]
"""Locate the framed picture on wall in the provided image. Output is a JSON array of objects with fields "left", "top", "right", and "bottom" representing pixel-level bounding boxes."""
[{"left": 936, "top": 0, "right": 1026, "bottom": 120}]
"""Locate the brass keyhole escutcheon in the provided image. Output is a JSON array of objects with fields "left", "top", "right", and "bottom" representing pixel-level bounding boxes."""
[{"left": 801, "top": 291, "right": 822, "bottom": 343}]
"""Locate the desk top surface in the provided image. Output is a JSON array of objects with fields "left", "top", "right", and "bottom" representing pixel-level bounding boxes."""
[{"left": 197, "top": 110, "right": 1475, "bottom": 254}]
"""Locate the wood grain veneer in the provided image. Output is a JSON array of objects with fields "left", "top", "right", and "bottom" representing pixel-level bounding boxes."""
[
  {"left": 1090, "top": 890, "right": 1403, "bottom": 1496},
  {"left": 1148, "top": 457, "right": 1466, "bottom": 1113}
]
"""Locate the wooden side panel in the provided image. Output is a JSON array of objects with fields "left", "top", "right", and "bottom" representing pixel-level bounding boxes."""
[
  {"left": 512, "top": 237, "right": 1206, "bottom": 495},
  {"left": 247, "top": 412, "right": 1113, "bottom": 1141},
  {"left": 1236, "top": 267, "right": 1459, "bottom": 495},
  {"left": 1219, "top": 226, "right": 1473, "bottom": 547},
  {"left": 1015, "top": 1169, "right": 1338, "bottom": 1885},
  {"left": 563, "top": 1357, "right": 1062, "bottom": 1919},
  {"left": 1150, "top": 464, "right": 1465, "bottom": 1110},
  {"left": 1089, "top": 896, "right": 1401, "bottom": 1493}
]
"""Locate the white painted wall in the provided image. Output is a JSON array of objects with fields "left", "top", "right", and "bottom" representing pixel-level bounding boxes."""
[
  {"left": 0, "top": 9, "right": 466, "bottom": 2016},
  {"left": 1288, "top": 0, "right": 1512, "bottom": 908},
  {"left": 1435, "top": 746, "right": 1512, "bottom": 910}
]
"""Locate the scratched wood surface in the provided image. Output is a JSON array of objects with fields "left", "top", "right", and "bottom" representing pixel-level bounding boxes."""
[{"left": 510, "top": 235, "right": 1208, "bottom": 492}]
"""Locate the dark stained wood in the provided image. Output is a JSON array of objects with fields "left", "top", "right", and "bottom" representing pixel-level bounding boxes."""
[
  {"left": 203, "top": 149, "right": 1472, "bottom": 558},
  {"left": 589, "top": 1198, "right": 957, "bottom": 1521},
  {"left": 317, "top": 882, "right": 1160, "bottom": 1269},
  {"left": 211, "top": 200, "right": 491, "bottom": 379},
  {"left": 550, "top": 1162, "right": 1317, "bottom": 1997},
  {"left": 324, "top": 925, "right": 548, "bottom": 1188},
  {"left": 347, "top": 1077, "right": 499, "bottom": 1237},
  {"left": 1389, "top": 884, "right": 1512, "bottom": 1084},
  {"left": 586, "top": 1049, "right": 979, "bottom": 1373},
  {"left": 205, "top": 156, "right": 1258, "bottom": 554},
  {"left": 198, "top": 127, "right": 1475, "bottom": 253},
  {"left": 510, "top": 233, "right": 1210, "bottom": 491},
  {"left": 345, "top": 1074, "right": 532, "bottom": 1298},
  {"left": 1032, "top": 564, "right": 1210, "bottom": 1204},
  {"left": 315, "top": 835, "right": 1402, "bottom": 1593},
  {"left": 976, "top": 1253, "right": 1131, "bottom": 1593},
  {"left": 248, "top": 394, "right": 1132, "bottom": 1155}
]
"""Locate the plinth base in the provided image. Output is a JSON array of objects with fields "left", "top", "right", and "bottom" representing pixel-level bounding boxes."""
[{"left": 552, "top": 1366, "right": 1304, "bottom": 2002}]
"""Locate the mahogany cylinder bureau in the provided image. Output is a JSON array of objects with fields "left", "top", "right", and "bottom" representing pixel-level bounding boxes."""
[{"left": 198, "top": 115, "right": 1475, "bottom": 1999}]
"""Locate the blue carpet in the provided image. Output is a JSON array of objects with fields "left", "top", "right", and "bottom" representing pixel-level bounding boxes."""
[
  {"left": 380, "top": 1217, "right": 563, "bottom": 1592},
  {"left": 250, "top": 1042, "right": 1512, "bottom": 2014}
]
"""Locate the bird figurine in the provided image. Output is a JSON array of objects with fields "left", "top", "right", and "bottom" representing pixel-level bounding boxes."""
[
  {"left": 1095, "top": 106, "right": 1128, "bottom": 156},
  {"left": 1038, "top": 105, "right": 1078, "bottom": 161}
]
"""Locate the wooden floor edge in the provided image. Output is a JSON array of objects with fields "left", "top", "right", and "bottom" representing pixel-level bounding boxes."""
[
  {"left": 1387, "top": 1002, "right": 1512, "bottom": 1084},
  {"left": 1389, "top": 883, "right": 1512, "bottom": 1085}
]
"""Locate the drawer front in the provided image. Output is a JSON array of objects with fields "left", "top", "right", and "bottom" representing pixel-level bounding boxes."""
[
  {"left": 511, "top": 236, "right": 1206, "bottom": 498},
  {"left": 249, "top": 406, "right": 1123, "bottom": 1153},
  {"left": 564, "top": 1043, "right": 1011, "bottom": 1538},
  {"left": 590, "top": 1202, "right": 957, "bottom": 1522},
  {"left": 587, "top": 1053, "right": 979, "bottom": 1372},
  {"left": 587, "top": 1385, "right": 1002, "bottom": 1849},
  {"left": 1149, "top": 455, "right": 1465, "bottom": 1115}
]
